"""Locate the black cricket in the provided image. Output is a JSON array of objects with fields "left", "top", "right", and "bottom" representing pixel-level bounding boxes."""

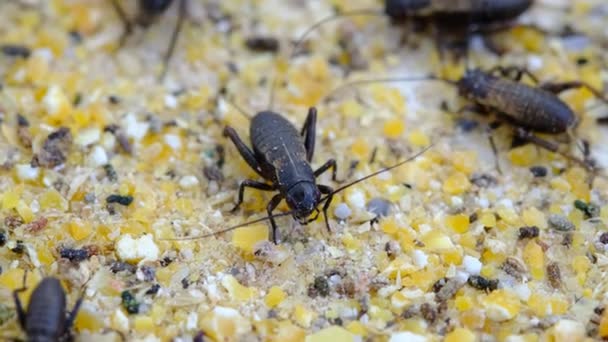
[
  {"left": 111, "top": 0, "right": 186, "bottom": 79},
  {"left": 13, "top": 276, "right": 84, "bottom": 342},
  {"left": 325, "top": 66, "right": 608, "bottom": 170},
  {"left": 223, "top": 108, "right": 340, "bottom": 244}
]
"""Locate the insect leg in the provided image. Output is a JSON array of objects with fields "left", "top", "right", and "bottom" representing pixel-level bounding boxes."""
[
  {"left": 231, "top": 180, "right": 276, "bottom": 212},
  {"left": 266, "top": 194, "right": 284, "bottom": 244},
  {"left": 301, "top": 107, "right": 317, "bottom": 162},
  {"left": 223, "top": 126, "right": 265, "bottom": 177},
  {"left": 514, "top": 127, "right": 591, "bottom": 170},
  {"left": 314, "top": 159, "right": 340, "bottom": 182},
  {"left": 159, "top": 0, "right": 187, "bottom": 80},
  {"left": 12, "top": 272, "right": 29, "bottom": 329},
  {"left": 540, "top": 81, "right": 608, "bottom": 104},
  {"left": 317, "top": 185, "right": 334, "bottom": 233},
  {"left": 64, "top": 293, "right": 85, "bottom": 335},
  {"left": 487, "top": 66, "right": 539, "bottom": 84},
  {"left": 111, "top": 0, "right": 133, "bottom": 47}
]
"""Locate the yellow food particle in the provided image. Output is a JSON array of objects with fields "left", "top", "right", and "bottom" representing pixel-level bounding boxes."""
[
  {"left": 550, "top": 177, "right": 571, "bottom": 193},
  {"left": 222, "top": 275, "right": 257, "bottom": 301},
  {"left": 68, "top": 220, "right": 93, "bottom": 241},
  {"left": 421, "top": 230, "right": 454, "bottom": 251},
  {"left": 496, "top": 207, "right": 520, "bottom": 226},
  {"left": 305, "top": 326, "right": 358, "bottom": 342},
  {"left": 508, "top": 144, "right": 538, "bottom": 167},
  {"left": 16, "top": 200, "right": 34, "bottom": 223},
  {"left": 445, "top": 328, "right": 476, "bottom": 342},
  {"left": 0, "top": 269, "right": 41, "bottom": 305},
  {"left": 274, "top": 320, "right": 307, "bottom": 342},
  {"left": 75, "top": 307, "right": 104, "bottom": 332},
  {"left": 339, "top": 99, "right": 365, "bottom": 118},
  {"left": 134, "top": 315, "right": 155, "bottom": 333},
  {"left": 383, "top": 119, "right": 406, "bottom": 139},
  {"left": 265, "top": 286, "right": 287, "bottom": 308},
  {"left": 36, "top": 246, "right": 55, "bottom": 265},
  {"left": 391, "top": 290, "right": 410, "bottom": 310},
  {"left": 345, "top": 321, "right": 367, "bottom": 336},
  {"left": 408, "top": 130, "right": 430, "bottom": 147},
  {"left": 482, "top": 289, "right": 521, "bottom": 322},
  {"left": 443, "top": 172, "right": 471, "bottom": 195},
  {"left": 39, "top": 188, "right": 68, "bottom": 212},
  {"left": 479, "top": 212, "right": 497, "bottom": 228},
  {"left": 455, "top": 295, "right": 473, "bottom": 312},
  {"left": 200, "top": 307, "right": 252, "bottom": 341},
  {"left": 511, "top": 26, "right": 544, "bottom": 52},
  {"left": 349, "top": 138, "right": 370, "bottom": 159},
  {"left": 293, "top": 304, "right": 317, "bottom": 328},
  {"left": 232, "top": 224, "right": 268, "bottom": 254},
  {"left": 381, "top": 218, "right": 399, "bottom": 235},
  {"left": 452, "top": 151, "right": 477, "bottom": 175},
  {"left": 2, "top": 187, "right": 22, "bottom": 209},
  {"left": 599, "top": 311, "right": 608, "bottom": 338},
  {"left": 445, "top": 214, "right": 470, "bottom": 233},
  {"left": 522, "top": 207, "right": 547, "bottom": 229},
  {"left": 572, "top": 255, "right": 590, "bottom": 285},
  {"left": 342, "top": 233, "right": 361, "bottom": 251},
  {"left": 370, "top": 85, "right": 406, "bottom": 114},
  {"left": 523, "top": 240, "right": 545, "bottom": 280}
]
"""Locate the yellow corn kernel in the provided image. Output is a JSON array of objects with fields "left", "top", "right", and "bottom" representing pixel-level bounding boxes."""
[
  {"left": 523, "top": 240, "right": 545, "bottom": 280},
  {"left": 452, "top": 151, "right": 478, "bottom": 175},
  {"left": 16, "top": 200, "right": 34, "bottom": 223},
  {"left": 443, "top": 172, "right": 471, "bottom": 195},
  {"left": 455, "top": 296, "right": 473, "bottom": 312},
  {"left": 496, "top": 207, "right": 520, "bottom": 226},
  {"left": 305, "top": 326, "right": 357, "bottom": 342},
  {"left": 339, "top": 100, "right": 365, "bottom": 118},
  {"left": 479, "top": 212, "right": 497, "bottom": 228},
  {"left": 350, "top": 138, "right": 370, "bottom": 159},
  {"left": 408, "top": 130, "right": 430, "bottom": 147},
  {"left": 275, "top": 320, "right": 307, "bottom": 342},
  {"left": 508, "top": 145, "right": 538, "bottom": 167},
  {"left": 2, "top": 187, "right": 22, "bottom": 209},
  {"left": 390, "top": 291, "right": 410, "bottom": 310},
  {"left": 482, "top": 289, "right": 521, "bottom": 322},
  {"left": 232, "top": 224, "right": 268, "bottom": 254},
  {"left": 293, "top": 304, "right": 317, "bottom": 328},
  {"left": 68, "top": 220, "right": 92, "bottom": 241},
  {"left": 74, "top": 307, "right": 104, "bottom": 332},
  {"left": 345, "top": 321, "right": 367, "bottom": 337},
  {"left": 550, "top": 177, "right": 571, "bottom": 193},
  {"left": 443, "top": 248, "right": 463, "bottom": 265},
  {"left": 200, "top": 307, "right": 252, "bottom": 341},
  {"left": 265, "top": 286, "right": 286, "bottom": 308},
  {"left": 370, "top": 85, "right": 406, "bottom": 114},
  {"left": 381, "top": 218, "right": 399, "bottom": 235},
  {"left": 445, "top": 328, "right": 476, "bottom": 342},
  {"left": 511, "top": 26, "right": 544, "bottom": 52},
  {"left": 599, "top": 311, "right": 608, "bottom": 338},
  {"left": 39, "top": 189, "right": 68, "bottom": 212},
  {"left": 36, "top": 246, "right": 55, "bottom": 265},
  {"left": 445, "top": 214, "right": 470, "bottom": 233},
  {"left": 133, "top": 315, "right": 154, "bottom": 333},
  {"left": 222, "top": 275, "right": 257, "bottom": 301},
  {"left": 383, "top": 119, "right": 405, "bottom": 139},
  {"left": 342, "top": 233, "right": 361, "bottom": 251},
  {"left": 522, "top": 207, "right": 547, "bottom": 229},
  {"left": 421, "top": 230, "right": 454, "bottom": 251}
]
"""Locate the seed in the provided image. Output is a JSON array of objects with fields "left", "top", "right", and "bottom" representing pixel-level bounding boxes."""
[
  {"left": 467, "top": 275, "right": 498, "bottom": 292},
  {"left": 529, "top": 166, "right": 548, "bottom": 177},
  {"left": 518, "top": 226, "right": 539, "bottom": 240},
  {"left": 59, "top": 247, "right": 90, "bottom": 262},
  {"left": 548, "top": 214, "right": 575, "bottom": 231},
  {"left": 546, "top": 262, "right": 562, "bottom": 289},
  {"left": 106, "top": 194, "right": 134, "bottom": 206}
]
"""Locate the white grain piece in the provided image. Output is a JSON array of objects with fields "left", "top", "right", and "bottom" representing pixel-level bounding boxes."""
[
  {"left": 16, "top": 164, "right": 39, "bottom": 181},
  {"left": 116, "top": 234, "right": 159, "bottom": 262},
  {"left": 164, "top": 134, "right": 182, "bottom": 150},
  {"left": 389, "top": 331, "right": 429, "bottom": 342},
  {"left": 462, "top": 255, "right": 482, "bottom": 275},
  {"left": 75, "top": 127, "right": 101, "bottom": 147},
  {"left": 412, "top": 250, "right": 428, "bottom": 268},
  {"left": 334, "top": 203, "right": 352, "bottom": 220},
  {"left": 88, "top": 146, "right": 108, "bottom": 167},
  {"left": 179, "top": 175, "right": 199, "bottom": 189}
]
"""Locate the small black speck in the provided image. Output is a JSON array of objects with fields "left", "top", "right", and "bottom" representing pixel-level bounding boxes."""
[
  {"left": 455, "top": 118, "right": 479, "bottom": 132},
  {"left": 106, "top": 194, "right": 133, "bottom": 206},
  {"left": 160, "top": 256, "right": 173, "bottom": 267},
  {"left": 103, "top": 164, "right": 118, "bottom": 182},
  {"left": 73, "top": 93, "right": 83, "bottom": 107},
  {"left": 599, "top": 232, "right": 608, "bottom": 244},
  {"left": 1, "top": 44, "right": 31, "bottom": 58},
  {"left": 181, "top": 277, "right": 190, "bottom": 289},
  {"left": 518, "top": 226, "right": 539, "bottom": 240},
  {"left": 145, "top": 284, "right": 160, "bottom": 295},
  {"left": 121, "top": 291, "right": 139, "bottom": 314},
  {"left": 17, "top": 114, "right": 29, "bottom": 127},
  {"left": 529, "top": 166, "right": 547, "bottom": 177},
  {"left": 576, "top": 57, "right": 588, "bottom": 66},
  {"left": 467, "top": 275, "right": 498, "bottom": 292},
  {"left": 11, "top": 240, "right": 25, "bottom": 254},
  {"left": 69, "top": 31, "right": 83, "bottom": 44},
  {"left": 108, "top": 95, "right": 120, "bottom": 104},
  {"left": 0, "top": 229, "right": 7, "bottom": 247},
  {"left": 59, "top": 247, "right": 90, "bottom": 262}
]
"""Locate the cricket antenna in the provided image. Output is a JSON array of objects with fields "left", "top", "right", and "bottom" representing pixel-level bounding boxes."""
[
  {"left": 322, "top": 75, "right": 456, "bottom": 103},
  {"left": 289, "top": 9, "right": 384, "bottom": 59},
  {"left": 161, "top": 210, "right": 295, "bottom": 241},
  {"left": 159, "top": 0, "right": 187, "bottom": 81},
  {"left": 224, "top": 97, "right": 253, "bottom": 120},
  {"left": 319, "top": 143, "right": 436, "bottom": 203}
]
